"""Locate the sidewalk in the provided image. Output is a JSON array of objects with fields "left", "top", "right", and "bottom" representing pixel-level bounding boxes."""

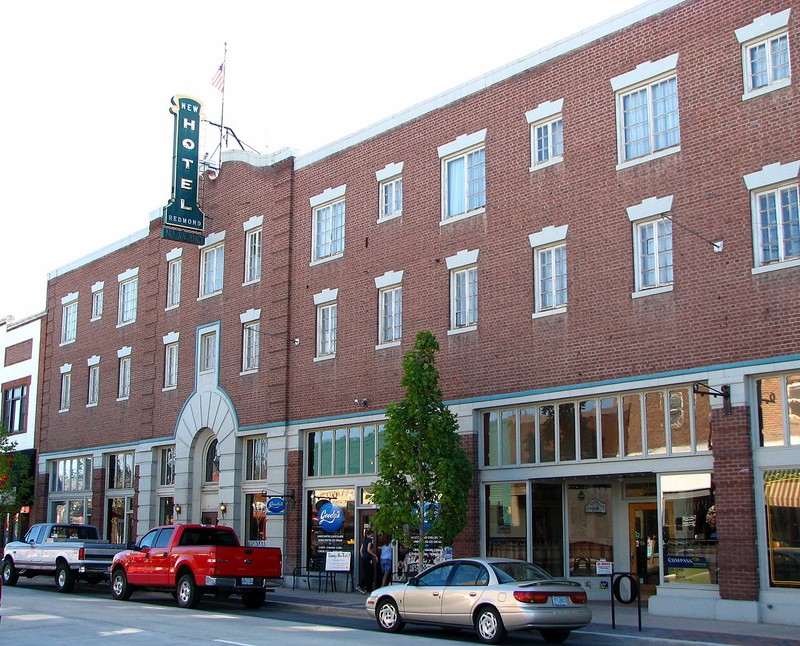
[{"left": 266, "top": 583, "right": 800, "bottom": 645}]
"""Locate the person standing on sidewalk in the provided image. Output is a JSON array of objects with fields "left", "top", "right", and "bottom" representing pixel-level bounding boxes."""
[
  {"left": 357, "top": 529, "right": 377, "bottom": 594},
  {"left": 379, "top": 537, "right": 394, "bottom": 588}
]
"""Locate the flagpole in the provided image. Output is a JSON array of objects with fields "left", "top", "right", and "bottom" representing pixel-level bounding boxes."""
[{"left": 219, "top": 42, "right": 227, "bottom": 168}]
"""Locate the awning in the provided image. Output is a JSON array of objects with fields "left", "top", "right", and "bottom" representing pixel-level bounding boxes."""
[{"left": 766, "top": 475, "right": 800, "bottom": 508}]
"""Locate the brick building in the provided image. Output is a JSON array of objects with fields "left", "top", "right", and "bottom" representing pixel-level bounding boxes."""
[{"left": 33, "top": 0, "right": 799, "bottom": 625}]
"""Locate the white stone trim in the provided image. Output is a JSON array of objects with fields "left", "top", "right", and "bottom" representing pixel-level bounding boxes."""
[
  {"left": 166, "top": 247, "right": 183, "bottom": 262},
  {"left": 200, "top": 230, "right": 226, "bottom": 248},
  {"left": 243, "top": 215, "right": 264, "bottom": 231},
  {"left": 529, "top": 225, "right": 569, "bottom": 248},
  {"left": 313, "top": 288, "right": 338, "bottom": 305},
  {"left": 735, "top": 9, "right": 791, "bottom": 43},
  {"left": 437, "top": 129, "right": 487, "bottom": 159},
  {"left": 627, "top": 196, "right": 674, "bottom": 222},
  {"left": 310, "top": 184, "right": 346, "bottom": 208},
  {"left": 611, "top": 53, "right": 679, "bottom": 91},
  {"left": 117, "top": 346, "right": 132, "bottom": 358},
  {"left": 525, "top": 99, "right": 564, "bottom": 124},
  {"left": 446, "top": 249, "right": 479, "bottom": 270},
  {"left": 117, "top": 267, "right": 139, "bottom": 282},
  {"left": 375, "top": 162, "right": 404, "bottom": 182},
  {"left": 87, "top": 355, "right": 100, "bottom": 367},
  {"left": 163, "top": 332, "right": 179, "bottom": 344},
  {"left": 240, "top": 308, "right": 261, "bottom": 324},
  {"left": 744, "top": 161, "right": 800, "bottom": 191},
  {"left": 374, "top": 270, "right": 404, "bottom": 289},
  {"left": 60, "top": 363, "right": 72, "bottom": 374},
  {"left": 61, "top": 292, "right": 78, "bottom": 305},
  {"left": 91, "top": 281, "right": 104, "bottom": 293}
]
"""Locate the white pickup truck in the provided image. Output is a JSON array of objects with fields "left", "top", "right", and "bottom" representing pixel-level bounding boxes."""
[{"left": 2, "top": 523, "right": 128, "bottom": 592}]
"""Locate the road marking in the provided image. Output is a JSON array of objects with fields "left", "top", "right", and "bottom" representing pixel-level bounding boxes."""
[
  {"left": 580, "top": 630, "right": 724, "bottom": 646},
  {"left": 4, "top": 613, "right": 61, "bottom": 621},
  {"left": 215, "top": 641, "right": 255, "bottom": 646},
  {"left": 98, "top": 628, "right": 143, "bottom": 636}
]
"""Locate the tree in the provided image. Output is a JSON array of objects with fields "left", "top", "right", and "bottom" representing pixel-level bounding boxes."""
[
  {"left": 371, "top": 331, "right": 473, "bottom": 569},
  {"left": 0, "top": 423, "right": 34, "bottom": 516}
]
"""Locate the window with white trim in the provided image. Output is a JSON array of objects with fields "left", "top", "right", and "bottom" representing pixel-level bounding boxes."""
[
  {"left": 438, "top": 130, "right": 487, "bottom": 222},
  {"left": 241, "top": 309, "right": 261, "bottom": 373},
  {"left": 314, "top": 288, "right": 338, "bottom": 359},
  {"left": 59, "top": 364, "right": 72, "bottom": 412},
  {"left": 446, "top": 249, "right": 479, "bottom": 333},
  {"left": 245, "top": 437, "right": 268, "bottom": 481},
  {"left": 199, "top": 232, "right": 225, "bottom": 297},
  {"left": 736, "top": 10, "right": 792, "bottom": 100},
  {"left": 164, "top": 342, "right": 179, "bottom": 389},
  {"left": 87, "top": 356, "right": 100, "bottom": 406},
  {"left": 61, "top": 294, "right": 78, "bottom": 345},
  {"left": 311, "top": 186, "right": 346, "bottom": 263},
  {"left": 166, "top": 249, "right": 182, "bottom": 309},
  {"left": 117, "top": 347, "right": 131, "bottom": 400},
  {"left": 160, "top": 447, "right": 176, "bottom": 486},
  {"left": 244, "top": 216, "right": 263, "bottom": 284},
  {"left": 526, "top": 100, "right": 564, "bottom": 170},
  {"left": 199, "top": 330, "right": 217, "bottom": 373},
  {"left": 91, "top": 282, "right": 104, "bottom": 321},
  {"left": 627, "top": 196, "right": 674, "bottom": 296},
  {"left": 745, "top": 161, "right": 800, "bottom": 270},
  {"left": 375, "top": 271, "right": 403, "bottom": 347},
  {"left": 108, "top": 451, "right": 134, "bottom": 489},
  {"left": 117, "top": 268, "right": 139, "bottom": 326},
  {"left": 529, "top": 225, "right": 568, "bottom": 316},
  {"left": 612, "top": 54, "right": 680, "bottom": 166},
  {"left": 376, "top": 163, "right": 404, "bottom": 221}
]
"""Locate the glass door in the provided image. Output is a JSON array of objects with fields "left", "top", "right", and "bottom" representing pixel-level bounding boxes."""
[{"left": 629, "top": 502, "right": 659, "bottom": 590}]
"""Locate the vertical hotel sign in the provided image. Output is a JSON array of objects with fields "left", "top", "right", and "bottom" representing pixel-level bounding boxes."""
[{"left": 163, "top": 95, "right": 205, "bottom": 245}]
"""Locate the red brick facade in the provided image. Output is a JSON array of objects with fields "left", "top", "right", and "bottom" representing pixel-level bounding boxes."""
[{"left": 33, "top": 0, "right": 800, "bottom": 623}]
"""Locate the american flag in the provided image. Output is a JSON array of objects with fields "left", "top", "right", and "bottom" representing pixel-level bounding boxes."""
[{"left": 211, "top": 64, "right": 224, "bottom": 93}]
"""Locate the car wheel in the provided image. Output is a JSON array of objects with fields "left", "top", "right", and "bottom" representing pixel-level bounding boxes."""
[
  {"left": 375, "top": 598, "right": 405, "bottom": 633},
  {"left": 55, "top": 563, "right": 76, "bottom": 593},
  {"left": 111, "top": 569, "right": 133, "bottom": 601},
  {"left": 177, "top": 573, "right": 200, "bottom": 609},
  {"left": 475, "top": 606, "right": 506, "bottom": 644},
  {"left": 242, "top": 589, "right": 266, "bottom": 609},
  {"left": 1, "top": 559, "right": 19, "bottom": 586},
  {"left": 539, "top": 629, "right": 571, "bottom": 643}
]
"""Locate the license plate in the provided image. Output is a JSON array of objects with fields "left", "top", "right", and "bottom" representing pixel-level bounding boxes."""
[
  {"left": 551, "top": 596, "right": 568, "bottom": 607},
  {"left": 241, "top": 577, "right": 254, "bottom": 586}
]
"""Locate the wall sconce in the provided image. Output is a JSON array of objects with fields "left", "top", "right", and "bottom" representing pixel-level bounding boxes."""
[
  {"left": 174, "top": 504, "right": 182, "bottom": 516},
  {"left": 577, "top": 489, "right": 586, "bottom": 502},
  {"left": 293, "top": 338, "right": 300, "bottom": 346},
  {"left": 219, "top": 502, "right": 227, "bottom": 517},
  {"left": 354, "top": 398, "right": 368, "bottom": 407}
]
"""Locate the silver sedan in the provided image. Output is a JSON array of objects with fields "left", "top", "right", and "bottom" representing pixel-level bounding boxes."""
[{"left": 365, "top": 557, "right": 591, "bottom": 644}]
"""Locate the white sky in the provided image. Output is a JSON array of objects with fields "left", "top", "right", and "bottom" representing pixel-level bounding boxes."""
[{"left": 0, "top": 0, "right": 645, "bottom": 319}]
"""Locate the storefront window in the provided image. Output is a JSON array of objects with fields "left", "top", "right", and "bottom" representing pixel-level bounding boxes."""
[
  {"left": 486, "top": 483, "right": 527, "bottom": 559},
  {"left": 51, "top": 497, "right": 91, "bottom": 524},
  {"left": 757, "top": 375, "right": 800, "bottom": 447},
  {"left": 159, "top": 496, "right": 174, "bottom": 525},
  {"left": 307, "top": 488, "right": 355, "bottom": 566},
  {"left": 765, "top": 469, "right": 800, "bottom": 587},
  {"left": 622, "top": 394, "right": 643, "bottom": 456},
  {"left": 532, "top": 483, "right": 563, "bottom": 576},
  {"left": 645, "top": 392, "right": 666, "bottom": 455},
  {"left": 568, "top": 484, "right": 612, "bottom": 576},
  {"left": 307, "top": 424, "right": 383, "bottom": 476},
  {"left": 661, "top": 473, "right": 717, "bottom": 585},
  {"left": 246, "top": 492, "right": 269, "bottom": 543}
]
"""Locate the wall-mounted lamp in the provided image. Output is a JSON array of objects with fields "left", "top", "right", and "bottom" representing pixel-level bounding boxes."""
[
  {"left": 293, "top": 338, "right": 300, "bottom": 346},
  {"left": 219, "top": 502, "right": 227, "bottom": 518},
  {"left": 354, "top": 398, "right": 368, "bottom": 407},
  {"left": 174, "top": 504, "right": 182, "bottom": 516}
]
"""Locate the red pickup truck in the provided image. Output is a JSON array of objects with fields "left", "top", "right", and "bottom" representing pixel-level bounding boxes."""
[{"left": 110, "top": 524, "right": 282, "bottom": 609}]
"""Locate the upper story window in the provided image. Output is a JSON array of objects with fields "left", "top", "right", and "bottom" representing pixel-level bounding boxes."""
[
  {"left": 245, "top": 436, "right": 268, "bottom": 481},
  {"left": 376, "top": 162, "right": 404, "bottom": 222},
  {"left": 50, "top": 456, "right": 92, "bottom": 492},
  {"left": 61, "top": 293, "right": 78, "bottom": 345},
  {"left": 526, "top": 100, "right": 564, "bottom": 170},
  {"left": 165, "top": 248, "right": 182, "bottom": 309},
  {"left": 307, "top": 423, "right": 385, "bottom": 477},
  {"left": 108, "top": 451, "right": 134, "bottom": 489},
  {"left": 243, "top": 216, "right": 263, "bottom": 284},
  {"left": 612, "top": 54, "right": 680, "bottom": 168},
  {"left": 314, "top": 288, "right": 338, "bottom": 360},
  {"left": 627, "top": 196, "right": 674, "bottom": 297},
  {"left": 91, "top": 282, "right": 104, "bottom": 321},
  {"left": 446, "top": 249, "right": 479, "bottom": 334},
  {"left": 117, "top": 347, "right": 132, "bottom": 400},
  {"left": 438, "top": 130, "right": 487, "bottom": 223},
  {"left": 59, "top": 364, "right": 72, "bottom": 412},
  {"left": 375, "top": 270, "right": 403, "bottom": 348},
  {"left": 199, "top": 330, "right": 218, "bottom": 373},
  {"left": 241, "top": 309, "right": 261, "bottom": 373},
  {"left": 736, "top": 10, "right": 792, "bottom": 100},
  {"left": 310, "top": 185, "right": 346, "bottom": 263},
  {"left": 3, "top": 384, "right": 28, "bottom": 432},
  {"left": 744, "top": 161, "right": 800, "bottom": 273},
  {"left": 199, "top": 231, "right": 225, "bottom": 297},
  {"left": 160, "top": 447, "right": 175, "bottom": 486},
  {"left": 529, "top": 225, "right": 568, "bottom": 317},
  {"left": 87, "top": 355, "right": 100, "bottom": 407},
  {"left": 163, "top": 332, "right": 179, "bottom": 390},
  {"left": 117, "top": 268, "right": 139, "bottom": 327}
]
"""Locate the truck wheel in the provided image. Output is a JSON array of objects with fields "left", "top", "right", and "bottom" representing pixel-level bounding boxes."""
[
  {"left": 2, "top": 558, "right": 19, "bottom": 586},
  {"left": 242, "top": 589, "right": 266, "bottom": 609},
  {"left": 111, "top": 569, "right": 133, "bottom": 601},
  {"left": 55, "top": 562, "right": 76, "bottom": 593},
  {"left": 177, "top": 573, "right": 200, "bottom": 609}
]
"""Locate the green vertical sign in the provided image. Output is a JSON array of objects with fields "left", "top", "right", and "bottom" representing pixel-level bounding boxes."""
[{"left": 165, "top": 95, "right": 204, "bottom": 232}]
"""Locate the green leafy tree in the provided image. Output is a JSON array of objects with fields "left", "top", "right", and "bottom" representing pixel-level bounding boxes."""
[
  {"left": 371, "top": 331, "right": 473, "bottom": 567},
  {"left": 0, "top": 423, "right": 34, "bottom": 516}
]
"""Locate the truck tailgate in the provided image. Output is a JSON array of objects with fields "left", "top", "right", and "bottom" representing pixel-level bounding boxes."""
[{"left": 211, "top": 546, "right": 282, "bottom": 579}]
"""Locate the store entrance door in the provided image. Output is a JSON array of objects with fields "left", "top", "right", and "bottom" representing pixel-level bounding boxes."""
[{"left": 629, "top": 502, "right": 658, "bottom": 596}]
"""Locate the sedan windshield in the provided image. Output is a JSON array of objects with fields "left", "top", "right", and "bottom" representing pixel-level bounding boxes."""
[{"left": 490, "top": 561, "right": 552, "bottom": 583}]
